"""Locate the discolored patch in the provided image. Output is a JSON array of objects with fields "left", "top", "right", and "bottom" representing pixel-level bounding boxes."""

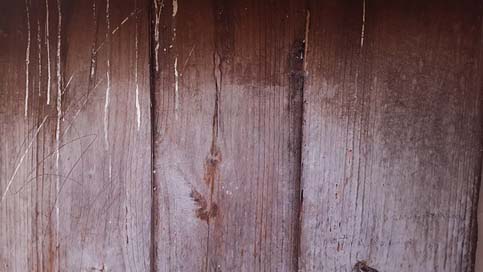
[{"left": 190, "top": 188, "right": 218, "bottom": 222}]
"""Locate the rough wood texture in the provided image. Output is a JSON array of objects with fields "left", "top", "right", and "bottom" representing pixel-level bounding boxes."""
[
  {"left": 300, "top": 0, "right": 483, "bottom": 271},
  {"left": 0, "top": 1, "right": 59, "bottom": 270},
  {"left": 0, "top": 0, "right": 151, "bottom": 271},
  {"left": 2, "top": 0, "right": 483, "bottom": 271},
  {"left": 151, "top": 0, "right": 306, "bottom": 270}
]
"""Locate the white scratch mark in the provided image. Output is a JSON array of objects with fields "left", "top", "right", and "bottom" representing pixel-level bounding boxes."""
[
  {"left": 134, "top": 9, "right": 141, "bottom": 131},
  {"left": 172, "top": 0, "right": 178, "bottom": 17},
  {"left": 104, "top": 0, "right": 111, "bottom": 149},
  {"left": 90, "top": 1, "right": 97, "bottom": 79},
  {"left": 25, "top": 0, "right": 31, "bottom": 117},
  {"left": 0, "top": 117, "right": 48, "bottom": 204},
  {"left": 171, "top": 0, "right": 177, "bottom": 117},
  {"left": 45, "top": 0, "right": 52, "bottom": 104},
  {"left": 90, "top": 58, "right": 96, "bottom": 78},
  {"left": 55, "top": 0, "right": 62, "bottom": 249},
  {"left": 108, "top": 155, "right": 112, "bottom": 181},
  {"left": 174, "top": 57, "right": 179, "bottom": 117},
  {"left": 111, "top": 11, "right": 134, "bottom": 35},
  {"left": 360, "top": 0, "right": 365, "bottom": 49},
  {"left": 37, "top": 18, "right": 42, "bottom": 97},
  {"left": 154, "top": 0, "right": 163, "bottom": 72},
  {"left": 61, "top": 74, "right": 74, "bottom": 95},
  {"left": 93, "top": 10, "right": 141, "bottom": 54},
  {"left": 303, "top": 9, "right": 310, "bottom": 74},
  {"left": 104, "top": 73, "right": 110, "bottom": 149},
  {"left": 93, "top": 78, "right": 104, "bottom": 90}
]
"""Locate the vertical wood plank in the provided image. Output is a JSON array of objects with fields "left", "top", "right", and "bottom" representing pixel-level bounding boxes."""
[
  {"left": 151, "top": 0, "right": 306, "bottom": 270},
  {"left": 477, "top": 163, "right": 483, "bottom": 272},
  {"left": 59, "top": 0, "right": 152, "bottom": 270},
  {"left": 0, "top": 0, "right": 60, "bottom": 270},
  {"left": 0, "top": 0, "right": 152, "bottom": 271},
  {"left": 300, "top": 0, "right": 483, "bottom": 271}
]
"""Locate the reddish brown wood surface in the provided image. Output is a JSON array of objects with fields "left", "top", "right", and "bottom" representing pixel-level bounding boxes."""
[
  {"left": 151, "top": 0, "right": 306, "bottom": 271},
  {"left": 0, "top": 1, "right": 58, "bottom": 270},
  {"left": 0, "top": 0, "right": 152, "bottom": 271},
  {"left": 300, "top": 0, "right": 483, "bottom": 271},
  {"left": 1, "top": 0, "right": 483, "bottom": 271}
]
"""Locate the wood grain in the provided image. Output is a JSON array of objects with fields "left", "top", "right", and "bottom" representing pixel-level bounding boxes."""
[
  {"left": 0, "top": 0, "right": 152, "bottom": 271},
  {"left": 2, "top": 1, "right": 483, "bottom": 271},
  {"left": 0, "top": 0, "right": 59, "bottom": 270},
  {"left": 151, "top": 0, "right": 306, "bottom": 271},
  {"left": 299, "top": 0, "right": 483, "bottom": 271}
]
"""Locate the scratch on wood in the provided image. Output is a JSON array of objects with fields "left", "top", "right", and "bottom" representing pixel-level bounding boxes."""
[
  {"left": 111, "top": 9, "right": 139, "bottom": 35},
  {"left": 14, "top": 134, "right": 99, "bottom": 195},
  {"left": 360, "top": 0, "right": 366, "bottom": 49},
  {"left": 172, "top": 0, "right": 178, "bottom": 118},
  {"left": 85, "top": 0, "right": 98, "bottom": 130},
  {"left": 134, "top": 5, "right": 141, "bottom": 130},
  {"left": 45, "top": 0, "right": 52, "bottom": 104},
  {"left": 55, "top": 0, "right": 62, "bottom": 261},
  {"left": 61, "top": 74, "right": 74, "bottom": 95},
  {"left": 0, "top": 117, "right": 48, "bottom": 204},
  {"left": 43, "top": 134, "right": 97, "bottom": 234},
  {"left": 303, "top": 9, "right": 310, "bottom": 74},
  {"left": 108, "top": 155, "right": 112, "bottom": 182},
  {"left": 172, "top": 0, "right": 178, "bottom": 17},
  {"left": 174, "top": 57, "right": 179, "bottom": 117},
  {"left": 62, "top": 78, "right": 104, "bottom": 136},
  {"left": 92, "top": 10, "right": 141, "bottom": 54},
  {"left": 37, "top": 17, "right": 42, "bottom": 97},
  {"left": 182, "top": 45, "right": 195, "bottom": 72},
  {"left": 104, "top": 0, "right": 111, "bottom": 149},
  {"left": 24, "top": 0, "right": 31, "bottom": 117},
  {"left": 153, "top": 0, "right": 163, "bottom": 72},
  {"left": 111, "top": 16, "right": 129, "bottom": 35}
]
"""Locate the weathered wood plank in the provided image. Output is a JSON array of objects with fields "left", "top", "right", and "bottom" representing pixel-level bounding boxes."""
[
  {"left": 0, "top": 0, "right": 60, "bottom": 270},
  {"left": 300, "top": 0, "right": 483, "bottom": 271},
  {"left": 0, "top": 0, "right": 152, "bottom": 271},
  {"left": 151, "top": 0, "right": 306, "bottom": 270},
  {"left": 477, "top": 167, "right": 483, "bottom": 272}
]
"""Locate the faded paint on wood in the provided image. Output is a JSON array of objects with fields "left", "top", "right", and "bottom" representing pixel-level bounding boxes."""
[
  {"left": 151, "top": 0, "right": 306, "bottom": 271},
  {"left": 0, "top": 0, "right": 151, "bottom": 271},
  {"left": 300, "top": 0, "right": 483, "bottom": 271}
]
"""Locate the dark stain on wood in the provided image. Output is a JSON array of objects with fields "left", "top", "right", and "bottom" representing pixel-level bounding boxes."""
[
  {"left": 353, "top": 260, "right": 379, "bottom": 272},
  {"left": 203, "top": 146, "right": 222, "bottom": 192},
  {"left": 190, "top": 188, "right": 218, "bottom": 222},
  {"left": 213, "top": 0, "right": 235, "bottom": 65}
]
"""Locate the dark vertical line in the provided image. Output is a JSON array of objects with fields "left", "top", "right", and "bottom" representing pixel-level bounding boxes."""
[
  {"left": 294, "top": 1, "right": 310, "bottom": 270},
  {"left": 470, "top": 7, "right": 483, "bottom": 271},
  {"left": 148, "top": 0, "right": 158, "bottom": 271}
]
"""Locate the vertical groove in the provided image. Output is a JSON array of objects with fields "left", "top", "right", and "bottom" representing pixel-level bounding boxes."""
[
  {"left": 294, "top": 2, "right": 310, "bottom": 271},
  {"left": 148, "top": 0, "right": 158, "bottom": 271},
  {"left": 472, "top": 8, "right": 483, "bottom": 270}
]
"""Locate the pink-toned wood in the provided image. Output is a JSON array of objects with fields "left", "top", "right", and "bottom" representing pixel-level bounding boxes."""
[
  {"left": 151, "top": 0, "right": 306, "bottom": 270},
  {"left": 1, "top": 1, "right": 483, "bottom": 271},
  {"left": 300, "top": 0, "right": 483, "bottom": 271},
  {"left": 0, "top": 0, "right": 152, "bottom": 270}
]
